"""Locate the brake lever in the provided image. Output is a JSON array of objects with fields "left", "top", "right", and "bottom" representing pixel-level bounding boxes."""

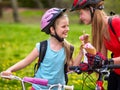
[
  {"left": 74, "top": 67, "right": 81, "bottom": 74},
  {"left": 99, "top": 65, "right": 110, "bottom": 75}
]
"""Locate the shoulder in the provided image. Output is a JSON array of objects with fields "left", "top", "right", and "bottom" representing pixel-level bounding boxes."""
[
  {"left": 112, "top": 16, "right": 120, "bottom": 25},
  {"left": 35, "top": 40, "right": 48, "bottom": 52},
  {"left": 110, "top": 16, "right": 120, "bottom": 37}
]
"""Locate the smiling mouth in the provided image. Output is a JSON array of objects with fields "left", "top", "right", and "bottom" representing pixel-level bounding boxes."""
[{"left": 64, "top": 32, "right": 68, "bottom": 35}]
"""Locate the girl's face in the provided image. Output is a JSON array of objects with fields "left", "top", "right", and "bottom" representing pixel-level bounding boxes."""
[
  {"left": 54, "top": 15, "right": 69, "bottom": 38},
  {"left": 79, "top": 9, "right": 92, "bottom": 25}
]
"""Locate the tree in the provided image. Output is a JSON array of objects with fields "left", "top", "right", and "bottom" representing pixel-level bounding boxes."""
[
  {"left": 105, "top": 0, "right": 120, "bottom": 14},
  {"left": 0, "top": 0, "right": 3, "bottom": 18},
  {"left": 11, "top": 0, "right": 20, "bottom": 22},
  {"left": 33, "top": 0, "right": 43, "bottom": 8}
]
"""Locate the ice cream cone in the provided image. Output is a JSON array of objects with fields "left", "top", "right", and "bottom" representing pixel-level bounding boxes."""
[
  {"left": 85, "top": 48, "right": 96, "bottom": 55},
  {"left": 84, "top": 43, "right": 96, "bottom": 55}
]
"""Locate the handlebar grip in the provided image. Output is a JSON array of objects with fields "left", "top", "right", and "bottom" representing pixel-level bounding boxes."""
[
  {"left": 69, "top": 66, "right": 82, "bottom": 74},
  {"left": 64, "top": 85, "right": 74, "bottom": 90},
  {"left": 0, "top": 75, "right": 12, "bottom": 79},
  {"left": 69, "top": 66, "right": 78, "bottom": 70},
  {"left": 23, "top": 77, "right": 48, "bottom": 86},
  {"left": 107, "top": 64, "right": 120, "bottom": 69},
  {"left": 0, "top": 74, "right": 21, "bottom": 80}
]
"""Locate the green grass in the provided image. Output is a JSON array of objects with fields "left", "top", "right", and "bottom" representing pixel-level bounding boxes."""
[{"left": 20, "top": 9, "right": 44, "bottom": 17}]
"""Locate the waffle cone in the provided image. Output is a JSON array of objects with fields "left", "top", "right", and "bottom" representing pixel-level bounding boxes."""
[{"left": 85, "top": 48, "right": 96, "bottom": 55}]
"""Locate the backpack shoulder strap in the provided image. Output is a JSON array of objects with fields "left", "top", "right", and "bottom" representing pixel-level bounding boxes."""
[
  {"left": 70, "top": 45, "right": 74, "bottom": 59},
  {"left": 34, "top": 40, "right": 47, "bottom": 74},
  {"left": 38, "top": 40, "right": 47, "bottom": 67},
  {"left": 108, "top": 17, "right": 116, "bottom": 35},
  {"left": 39, "top": 40, "right": 47, "bottom": 62}
]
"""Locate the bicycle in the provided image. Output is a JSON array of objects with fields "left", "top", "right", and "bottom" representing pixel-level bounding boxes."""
[
  {"left": 0, "top": 74, "right": 74, "bottom": 90},
  {"left": 69, "top": 63, "right": 120, "bottom": 90}
]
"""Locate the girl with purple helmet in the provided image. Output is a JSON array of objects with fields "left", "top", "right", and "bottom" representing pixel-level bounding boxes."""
[
  {"left": 1, "top": 8, "right": 83, "bottom": 90},
  {"left": 70, "top": 0, "right": 120, "bottom": 90}
]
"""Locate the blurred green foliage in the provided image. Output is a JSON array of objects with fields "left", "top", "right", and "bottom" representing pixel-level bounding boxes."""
[{"left": 1, "top": 0, "right": 120, "bottom": 14}]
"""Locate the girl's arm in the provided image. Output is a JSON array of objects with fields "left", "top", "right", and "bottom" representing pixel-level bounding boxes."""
[
  {"left": 113, "top": 57, "right": 120, "bottom": 64},
  {"left": 101, "top": 43, "right": 120, "bottom": 64},
  {"left": 1, "top": 48, "right": 39, "bottom": 75},
  {"left": 73, "top": 45, "right": 84, "bottom": 66},
  {"left": 101, "top": 43, "right": 107, "bottom": 57}
]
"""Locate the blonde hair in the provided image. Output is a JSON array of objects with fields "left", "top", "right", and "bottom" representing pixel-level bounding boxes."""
[
  {"left": 63, "top": 39, "right": 73, "bottom": 66},
  {"left": 91, "top": 1, "right": 109, "bottom": 52}
]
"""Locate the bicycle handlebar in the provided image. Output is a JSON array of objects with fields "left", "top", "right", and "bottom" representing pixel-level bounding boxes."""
[
  {"left": 0, "top": 74, "right": 74, "bottom": 90},
  {"left": 69, "top": 66, "right": 79, "bottom": 70},
  {"left": 0, "top": 74, "right": 48, "bottom": 86},
  {"left": 64, "top": 85, "right": 74, "bottom": 90},
  {"left": 69, "top": 64, "right": 120, "bottom": 74},
  {"left": 105, "top": 64, "right": 120, "bottom": 69},
  {"left": 23, "top": 77, "right": 48, "bottom": 86},
  {"left": 0, "top": 74, "right": 22, "bottom": 80},
  {"left": 69, "top": 66, "right": 82, "bottom": 74},
  {"left": 49, "top": 83, "right": 74, "bottom": 90}
]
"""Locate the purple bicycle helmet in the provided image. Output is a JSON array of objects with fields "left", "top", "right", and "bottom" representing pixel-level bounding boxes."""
[
  {"left": 41, "top": 8, "right": 66, "bottom": 34},
  {"left": 70, "top": 0, "right": 104, "bottom": 11}
]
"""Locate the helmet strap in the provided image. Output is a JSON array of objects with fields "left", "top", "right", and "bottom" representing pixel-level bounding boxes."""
[
  {"left": 51, "top": 30, "right": 64, "bottom": 42},
  {"left": 88, "top": 5, "right": 104, "bottom": 21},
  {"left": 88, "top": 7, "right": 95, "bottom": 21}
]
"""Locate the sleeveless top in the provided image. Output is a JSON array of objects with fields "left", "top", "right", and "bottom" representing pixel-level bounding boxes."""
[{"left": 32, "top": 40, "right": 66, "bottom": 90}]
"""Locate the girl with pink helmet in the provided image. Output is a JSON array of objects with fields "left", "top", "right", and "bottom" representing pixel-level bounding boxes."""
[{"left": 1, "top": 8, "right": 83, "bottom": 90}]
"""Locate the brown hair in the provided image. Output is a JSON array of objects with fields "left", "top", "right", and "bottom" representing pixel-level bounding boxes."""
[{"left": 91, "top": 1, "right": 109, "bottom": 52}]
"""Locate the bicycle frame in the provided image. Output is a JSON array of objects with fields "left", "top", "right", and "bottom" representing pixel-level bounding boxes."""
[
  {"left": 0, "top": 75, "right": 26, "bottom": 90},
  {"left": 0, "top": 74, "right": 74, "bottom": 90},
  {"left": 69, "top": 64, "right": 120, "bottom": 90},
  {"left": 95, "top": 70, "right": 105, "bottom": 90},
  {"left": 95, "top": 64, "right": 120, "bottom": 90}
]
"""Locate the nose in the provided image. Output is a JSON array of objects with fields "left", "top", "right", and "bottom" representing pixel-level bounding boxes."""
[{"left": 66, "top": 26, "right": 69, "bottom": 31}]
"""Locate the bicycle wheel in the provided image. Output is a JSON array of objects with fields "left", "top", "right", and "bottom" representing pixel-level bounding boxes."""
[{"left": 68, "top": 72, "right": 97, "bottom": 90}]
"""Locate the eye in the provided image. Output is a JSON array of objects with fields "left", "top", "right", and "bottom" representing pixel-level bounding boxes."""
[{"left": 62, "top": 25, "right": 66, "bottom": 28}]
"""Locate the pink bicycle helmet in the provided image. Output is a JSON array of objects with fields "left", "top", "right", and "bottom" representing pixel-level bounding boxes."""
[
  {"left": 70, "top": 0, "right": 104, "bottom": 11},
  {"left": 41, "top": 8, "right": 66, "bottom": 34}
]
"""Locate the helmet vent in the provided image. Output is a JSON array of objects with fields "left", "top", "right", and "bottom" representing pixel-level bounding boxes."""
[
  {"left": 73, "top": 0, "right": 79, "bottom": 6},
  {"left": 79, "top": 0, "right": 87, "bottom": 6}
]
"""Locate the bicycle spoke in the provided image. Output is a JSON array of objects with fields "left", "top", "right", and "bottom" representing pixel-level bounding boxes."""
[{"left": 81, "top": 73, "right": 97, "bottom": 90}]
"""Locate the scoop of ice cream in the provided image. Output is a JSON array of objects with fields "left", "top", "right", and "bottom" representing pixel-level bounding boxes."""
[
  {"left": 84, "top": 43, "right": 94, "bottom": 49},
  {"left": 79, "top": 34, "right": 96, "bottom": 55},
  {"left": 79, "top": 34, "right": 89, "bottom": 44},
  {"left": 79, "top": 35, "right": 84, "bottom": 41}
]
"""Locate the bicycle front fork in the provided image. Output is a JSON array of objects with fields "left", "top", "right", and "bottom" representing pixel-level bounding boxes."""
[{"left": 95, "top": 80, "right": 104, "bottom": 90}]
